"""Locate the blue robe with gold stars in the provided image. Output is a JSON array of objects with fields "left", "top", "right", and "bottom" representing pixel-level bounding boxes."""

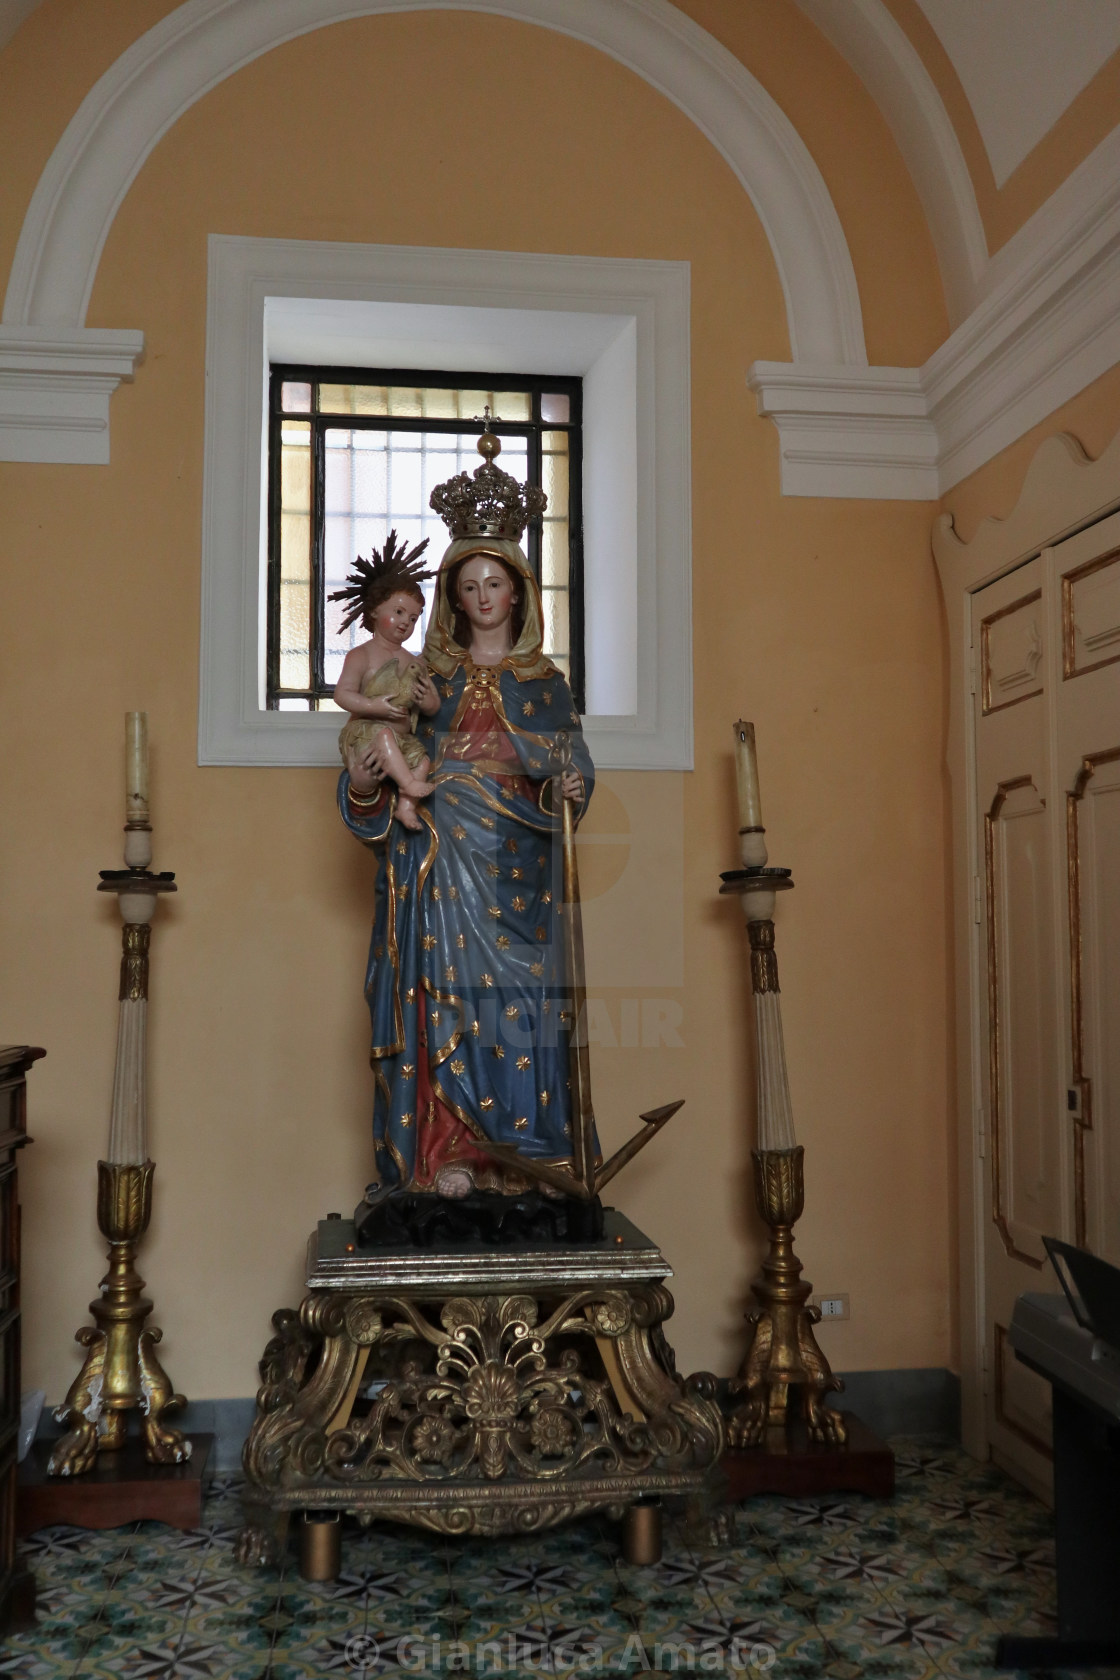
[{"left": 339, "top": 660, "right": 596, "bottom": 1192}]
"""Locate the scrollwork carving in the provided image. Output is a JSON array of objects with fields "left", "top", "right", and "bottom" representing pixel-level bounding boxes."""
[{"left": 240, "top": 1279, "right": 725, "bottom": 1545}]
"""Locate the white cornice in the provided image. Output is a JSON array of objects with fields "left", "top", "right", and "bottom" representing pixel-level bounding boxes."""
[
  {"left": 748, "top": 362, "right": 937, "bottom": 499},
  {"left": 0, "top": 326, "right": 143, "bottom": 463},
  {"left": 925, "top": 128, "right": 1120, "bottom": 489},
  {"left": 794, "top": 0, "right": 987, "bottom": 327},
  {"left": 748, "top": 123, "right": 1120, "bottom": 498}
]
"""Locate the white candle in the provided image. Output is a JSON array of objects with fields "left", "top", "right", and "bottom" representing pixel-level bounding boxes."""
[
  {"left": 126, "top": 712, "right": 149, "bottom": 824},
  {"left": 734, "top": 719, "right": 763, "bottom": 829}
]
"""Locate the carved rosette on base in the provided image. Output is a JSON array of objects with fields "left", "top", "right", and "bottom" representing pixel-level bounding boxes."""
[{"left": 237, "top": 1218, "right": 724, "bottom": 1564}]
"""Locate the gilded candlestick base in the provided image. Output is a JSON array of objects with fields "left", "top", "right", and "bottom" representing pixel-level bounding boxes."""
[
  {"left": 727, "top": 1147, "right": 846, "bottom": 1449},
  {"left": 48, "top": 1161, "right": 190, "bottom": 1477}
]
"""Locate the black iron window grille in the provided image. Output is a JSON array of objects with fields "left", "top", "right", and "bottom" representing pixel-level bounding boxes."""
[{"left": 266, "top": 367, "right": 584, "bottom": 714}]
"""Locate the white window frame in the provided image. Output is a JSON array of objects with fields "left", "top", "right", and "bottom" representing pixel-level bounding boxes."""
[{"left": 199, "top": 235, "right": 692, "bottom": 770}]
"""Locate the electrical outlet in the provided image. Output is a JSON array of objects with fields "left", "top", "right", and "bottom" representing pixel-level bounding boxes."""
[{"left": 814, "top": 1293, "right": 850, "bottom": 1321}]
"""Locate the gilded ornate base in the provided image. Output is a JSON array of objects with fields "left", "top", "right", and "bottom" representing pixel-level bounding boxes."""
[
  {"left": 237, "top": 1213, "right": 724, "bottom": 1566},
  {"left": 49, "top": 1162, "right": 190, "bottom": 1477},
  {"left": 727, "top": 1148, "right": 846, "bottom": 1450}
]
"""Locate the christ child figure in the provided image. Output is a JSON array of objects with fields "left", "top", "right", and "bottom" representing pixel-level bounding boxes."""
[{"left": 331, "top": 532, "right": 441, "bottom": 831}]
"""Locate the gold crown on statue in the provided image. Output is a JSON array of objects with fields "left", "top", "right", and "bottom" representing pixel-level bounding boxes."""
[{"left": 429, "top": 417, "right": 547, "bottom": 541}]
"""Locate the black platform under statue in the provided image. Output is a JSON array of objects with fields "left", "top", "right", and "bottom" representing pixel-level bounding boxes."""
[{"left": 355, "top": 1186, "right": 605, "bottom": 1248}]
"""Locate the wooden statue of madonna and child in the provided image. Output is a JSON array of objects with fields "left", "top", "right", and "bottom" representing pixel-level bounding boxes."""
[
  {"left": 334, "top": 421, "right": 683, "bottom": 1247},
  {"left": 235, "top": 423, "right": 724, "bottom": 1565}
]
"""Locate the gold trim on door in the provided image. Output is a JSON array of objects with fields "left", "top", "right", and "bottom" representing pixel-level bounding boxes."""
[
  {"left": 984, "top": 777, "right": 1045, "bottom": 1269},
  {"left": 981, "top": 589, "right": 1044, "bottom": 715},
  {"left": 1062, "top": 547, "right": 1120, "bottom": 681},
  {"left": 1065, "top": 746, "right": 1120, "bottom": 1248}
]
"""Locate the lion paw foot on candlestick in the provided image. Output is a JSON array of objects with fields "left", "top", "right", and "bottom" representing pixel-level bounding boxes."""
[
  {"left": 48, "top": 1327, "right": 108, "bottom": 1476},
  {"left": 682, "top": 1493, "right": 734, "bottom": 1549},
  {"left": 805, "top": 1403, "right": 848, "bottom": 1447},
  {"left": 725, "top": 1402, "right": 767, "bottom": 1450},
  {"left": 236, "top": 1512, "right": 290, "bottom": 1569},
  {"left": 235, "top": 1525, "right": 281, "bottom": 1568},
  {"left": 47, "top": 1419, "right": 100, "bottom": 1478},
  {"left": 143, "top": 1415, "right": 192, "bottom": 1464}
]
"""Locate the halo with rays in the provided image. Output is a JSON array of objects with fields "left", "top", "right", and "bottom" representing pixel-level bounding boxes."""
[{"left": 328, "top": 530, "right": 434, "bottom": 633}]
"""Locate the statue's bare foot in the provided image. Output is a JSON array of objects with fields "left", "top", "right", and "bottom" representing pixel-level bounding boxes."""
[
  {"left": 395, "top": 795, "right": 424, "bottom": 831},
  {"left": 400, "top": 777, "right": 435, "bottom": 800}
]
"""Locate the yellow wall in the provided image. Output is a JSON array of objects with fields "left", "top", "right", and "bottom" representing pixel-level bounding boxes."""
[{"left": 0, "top": 4, "right": 952, "bottom": 1401}]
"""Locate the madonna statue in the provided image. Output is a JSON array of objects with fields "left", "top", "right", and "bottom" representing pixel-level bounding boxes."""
[{"left": 339, "top": 427, "right": 598, "bottom": 1237}]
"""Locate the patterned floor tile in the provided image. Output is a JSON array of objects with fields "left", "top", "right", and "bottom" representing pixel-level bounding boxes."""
[
  {"left": 0, "top": 1659, "right": 71, "bottom": 1680},
  {"left": 4, "top": 1437, "right": 1087, "bottom": 1680}
]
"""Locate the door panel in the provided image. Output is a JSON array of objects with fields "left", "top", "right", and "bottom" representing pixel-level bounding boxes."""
[
  {"left": 971, "top": 510, "right": 1120, "bottom": 1491},
  {"left": 973, "top": 557, "right": 1060, "bottom": 1489},
  {"left": 987, "top": 781, "right": 1063, "bottom": 1262},
  {"left": 1052, "top": 511, "right": 1120, "bottom": 1267}
]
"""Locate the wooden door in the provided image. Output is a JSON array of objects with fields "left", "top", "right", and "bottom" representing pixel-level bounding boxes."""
[
  {"left": 1050, "top": 513, "right": 1120, "bottom": 1266},
  {"left": 971, "top": 512, "right": 1120, "bottom": 1493},
  {"left": 972, "top": 558, "right": 1064, "bottom": 1493}
]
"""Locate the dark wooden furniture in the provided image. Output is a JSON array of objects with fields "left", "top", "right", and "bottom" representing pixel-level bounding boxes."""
[
  {"left": 997, "top": 1287, "right": 1120, "bottom": 1670},
  {"left": 0, "top": 1045, "right": 40, "bottom": 1632}
]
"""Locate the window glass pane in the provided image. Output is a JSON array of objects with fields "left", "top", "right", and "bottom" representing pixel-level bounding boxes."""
[
  {"left": 496, "top": 437, "right": 528, "bottom": 479},
  {"left": 318, "top": 384, "right": 389, "bottom": 416},
  {"left": 540, "top": 392, "right": 570, "bottom": 424},
  {"left": 457, "top": 390, "right": 490, "bottom": 422},
  {"left": 421, "top": 388, "right": 457, "bottom": 419},
  {"left": 541, "top": 588, "right": 569, "bottom": 657},
  {"left": 541, "top": 517, "right": 569, "bottom": 589},
  {"left": 269, "top": 377, "right": 577, "bottom": 708},
  {"left": 388, "top": 431, "right": 423, "bottom": 511},
  {"left": 387, "top": 387, "right": 423, "bottom": 418},
  {"left": 278, "top": 420, "right": 311, "bottom": 691},
  {"left": 493, "top": 391, "right": 532, "bottom": 422},
  {"left": 541, "top": 431, "right": 569, "bottom": 590},
  {"left": 280, "top": 380, "right": 311, "bottom": 412},
  {"left": 277, "top": 697, "right": 312, "bottom": 711},
  {"left": 542, "top": 431, "right": 569, "bottom": 505}
]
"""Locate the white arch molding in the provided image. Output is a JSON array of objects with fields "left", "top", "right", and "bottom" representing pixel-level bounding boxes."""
[
  {"left": 3, "top": 0, "right": 1118, "bottom": 496},
  {"left": 2, "top": 0, "right": 864, "bottom": 358},
  {"left": 793, "top": 0, "right": 988, "bottom": 327}
]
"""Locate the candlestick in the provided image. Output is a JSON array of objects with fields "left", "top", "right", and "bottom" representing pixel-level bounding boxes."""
[
  {"left": 49, "top": 721, "right": 188, "bottom": 1477},
  {"left": 125, "top": 712, "right": 149, "bottom": 825},
  {"left": 734, "top": 720, "right": 763, "bottom": 830},
  {"left": 720, "top": 724, "right": 845, "bottom": 1450}
]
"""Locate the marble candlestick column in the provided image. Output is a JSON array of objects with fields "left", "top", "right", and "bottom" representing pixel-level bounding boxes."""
[
  {"left": 49, "top": 715, "right": 191, "bottom": 1477},
  {"left": 721, "top": 721, "right": 845, "bottom": 1449}
]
